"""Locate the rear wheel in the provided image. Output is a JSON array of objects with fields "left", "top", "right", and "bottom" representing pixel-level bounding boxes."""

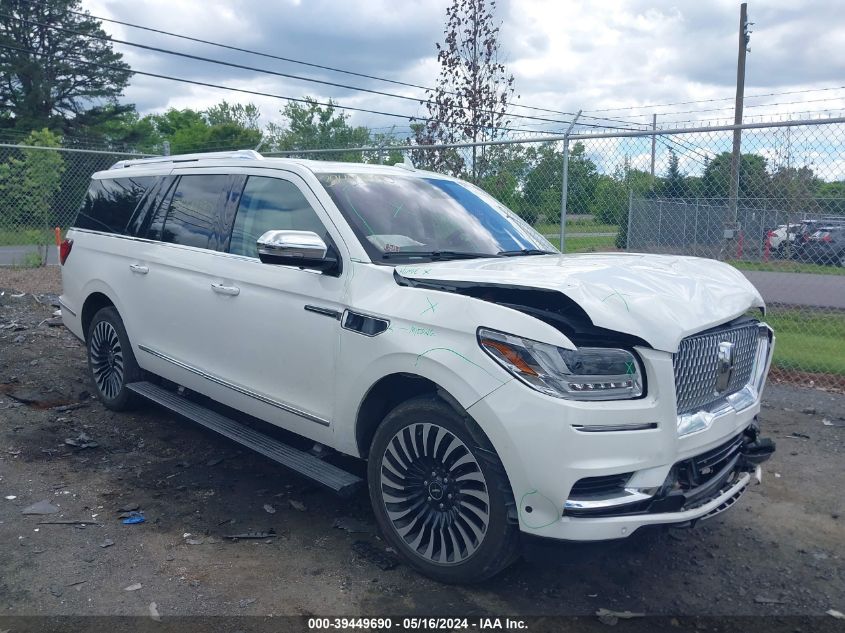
[
  {"left": 367, "top": 396, "right": 519, "bottom": 583},
  {"left": 86, "top": 306, "right": 142, "bottom": 411}
]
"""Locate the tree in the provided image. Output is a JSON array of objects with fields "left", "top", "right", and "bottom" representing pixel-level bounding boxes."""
[
  {"left": 521, "top": 142, "right": 599, "bottom": 223},
  {"left": 662, "top": 149, "right": 686, "bottom": 197},
  {"left": 0, "top": 0, "right": 132, "bottom": 132},
  {"left": 146, "top": 101, "right": 262, "bottom": 154},
  {"left": 266, "top": 98, "right": 370, "bottom": 161},
  {"left": 0, "top": 128, "right": 65, "bottom": 262},
  {"left": 702, "top": 152, "right": 769, "bottom": 201},
  {"left": 770, "top": 165, "right": 819, "bottom": 214},
  {"left": 414, "top": 0, "right": 516, "bottom": 179}
]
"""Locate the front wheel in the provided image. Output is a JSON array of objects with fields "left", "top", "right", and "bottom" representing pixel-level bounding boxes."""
[
  {"left": 367, "top": 396, "right": 520, "bottom": 583},
  {"left": 86, "top": 306, "right": 142, "bottom": 411}
]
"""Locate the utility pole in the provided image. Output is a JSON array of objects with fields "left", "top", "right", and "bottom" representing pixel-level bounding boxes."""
[
  {"left": 728, "top": 2, "right": 752, "bottom": 223},
  {"left": 650, "top": 113, "right": 657, "bottom": 178}
]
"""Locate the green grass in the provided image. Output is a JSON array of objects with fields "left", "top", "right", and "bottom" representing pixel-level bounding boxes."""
[
  {"left": 729, "top": 259, "right": 845, "bottom": 276},
  {"left": 765, "top": 310, "right": 845, "bottom": 375},
  {"left": 534, "top": 220, "right": 618, "bottom": 235},
  {"left": 0, "top": 227, "right": 51, "bottom": 246},
  {"left": 548, "top": 234, "right": 618, "bottom": 252}
]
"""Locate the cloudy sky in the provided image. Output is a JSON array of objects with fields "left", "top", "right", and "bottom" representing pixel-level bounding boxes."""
[{"left": 80, "top": 0, "right": 845, "bottom": 138}]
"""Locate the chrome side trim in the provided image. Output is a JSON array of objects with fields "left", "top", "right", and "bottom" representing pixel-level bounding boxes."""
[
  {"left": 564, "top": 488, "right": 656, "bottom": 511},
  {"left": 340, "top": 309, "right": 390, "bottom": 337},
  {"left": 572, "top": 423, "right": 658, "bottom": 433},
  {"left": 304, "top": 305, "right": 342, "bottom": 320},
  {"left": 138, "top": 345, "right": 330, "bottom": 427},
  {"left": 58, "top": 298, "right": 77, "bottom": 317}
]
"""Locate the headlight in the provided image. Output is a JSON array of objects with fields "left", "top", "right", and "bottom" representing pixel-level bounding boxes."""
[{"left": 478, "top": 328, "right": 643, "bottom": 400}]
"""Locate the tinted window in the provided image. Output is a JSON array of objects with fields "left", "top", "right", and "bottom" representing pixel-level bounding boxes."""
[
  {"left": 74, "top": 177, "right": 154, "bottom": 234},
  {"left": 161, "top": 175, "right": 229, "bottom": 249},
  {"left": 228, "top": 176, "right": 326, "bottom": 258}
]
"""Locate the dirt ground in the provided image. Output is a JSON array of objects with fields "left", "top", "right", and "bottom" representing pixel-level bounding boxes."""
[{"left": 1, "top": 269, "right": 844, "bottom": 623}]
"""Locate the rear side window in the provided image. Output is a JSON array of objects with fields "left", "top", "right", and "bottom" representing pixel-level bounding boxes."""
[
  {"left": 228, "top": 176, "right": 326, "bottom": 258},
  {"left": 74, "top": 177, "right": 154, "bottom": 234},
  {"left": 161, "top": 175, "right": 230, "bottom": 250}
]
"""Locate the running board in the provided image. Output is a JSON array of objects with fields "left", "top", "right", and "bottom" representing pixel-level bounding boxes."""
[{"left": 126, "top": 381, "right": 362, "bottom": 498}]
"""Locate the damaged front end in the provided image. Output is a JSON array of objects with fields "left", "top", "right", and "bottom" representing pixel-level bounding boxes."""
[{"left": 564, "top": 422, "right": 776, "bottom": 520}]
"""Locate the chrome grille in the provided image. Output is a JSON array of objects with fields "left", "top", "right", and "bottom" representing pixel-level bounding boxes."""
[{"left": 673, "top": 322, "right": 760, "bottom": 415}]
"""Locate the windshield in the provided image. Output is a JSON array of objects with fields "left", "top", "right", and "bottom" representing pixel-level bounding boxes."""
[{"left": 316, "top": 173, "right": 556, "bottom": 262}]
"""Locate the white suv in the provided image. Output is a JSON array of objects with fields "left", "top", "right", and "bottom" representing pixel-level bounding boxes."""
[{"left": 59, "top": 150, "right": 775, "bottom": 582}]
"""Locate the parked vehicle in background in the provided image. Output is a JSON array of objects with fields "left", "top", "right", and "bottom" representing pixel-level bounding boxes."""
[
  {"left": 767, "top": 223, "right": 802, "bottom": 258},
  {"left": 59, "top": 150, "right": 776, "bottom": 583},
  {"left": 802, "top": 226, "right": 845, "bottom": 267},
  {"left": 767, "top": 219, "right": 845, "bottom": 261}
]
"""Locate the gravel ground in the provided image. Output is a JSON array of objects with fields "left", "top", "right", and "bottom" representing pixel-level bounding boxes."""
[
  {"left": 1, "top": 271, "right": 844, "bottom": 625},
  {"left": 0, "top": 265, "right": 61, "bottom": 296}
]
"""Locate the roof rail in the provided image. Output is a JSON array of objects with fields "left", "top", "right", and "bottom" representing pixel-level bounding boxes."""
[{"left": 109, "top": 149, "right": 263, "bottom": 170}]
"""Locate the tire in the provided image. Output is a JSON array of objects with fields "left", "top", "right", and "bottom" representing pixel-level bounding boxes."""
[
  {"left": 367, "top": 395, "right": 520, "bottom": 583},
  {"left": 86, "top": 306, "right": 142, "bottom": 411}
]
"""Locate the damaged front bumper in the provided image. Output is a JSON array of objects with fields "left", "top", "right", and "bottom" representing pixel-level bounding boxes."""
[{"left": 564, "top": 423, "right": 775, "bottom": 520}]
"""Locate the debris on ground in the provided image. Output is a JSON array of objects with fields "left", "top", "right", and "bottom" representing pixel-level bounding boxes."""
[
  {"left": 238, "top": 598, "right": 257, "bottom": 609},
  {"left": 64, "top": 432, "right": 98, "bottom": 449},
  {"left": 263, "top": 503, "right": 276, "bottom": 514},
  {"left": 754, "top": 596, "right": 786, "bottom": 604},
  {"left": 787, "top": 432, "right": 811, "bottom": 440},
  {"left": 827, "top": 609, "right": 845, "bottom": 620},
  {"left": 149, "top": 602, "right": 161, "bottom": 622},
  {"left": 4, "top": 495, "right": 16, "bottom": 500},
  {"left": 52, "top": 403, "right": 87, "bottom": 412},
  {"left": 122, "top": 512, "right": 145, "bottom": 525},
  {"left": 351, "top": 540, "right": 399, "bottom": 571},
  {"left": 823, "top": 417, "right": 845, "bottom": 428},
  {"left": 99, "top": 539, "right": 114, "bottom": 548},
  {"left": 596, "top": 608, "right": 645, "bottom": 625},
  {"left": 206, "top": 457, "right": 223, "bottom": 466},
  {"left": 288, "top": 499, "right": 306, "bottom": 512},
  {"left": 124, "top": 583, "right": 142, "bottom": 591},
  {"left": 21, "top": 499, "right": 59, "bottom": 515},
  {"left": 118, "top": 503, "right": 140, "bottom": 512},
  {"left": 332, "top": 517, "right": 375, "bottom": 534},
  {"left": 223, "top": 529, "right": 276, "bottom": 540},
  {"left": 49, "top": 585, "right": 63, "bottom": 597}
]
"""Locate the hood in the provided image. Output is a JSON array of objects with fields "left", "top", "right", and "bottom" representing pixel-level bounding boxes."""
[{"left": 395, "top": 253, "right": 764, "bottom": 352}]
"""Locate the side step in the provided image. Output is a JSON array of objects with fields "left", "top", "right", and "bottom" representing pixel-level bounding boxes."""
[{"left": 127, "top": 381, "right": 363, "bottom": 498}]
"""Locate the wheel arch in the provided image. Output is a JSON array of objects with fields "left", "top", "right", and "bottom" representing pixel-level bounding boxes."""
[
  {"left": 80, "top": 291, "right": 117, "bottom": 341},
  {"left": 354, "top": 372, "right": 469, "bottom": 458}
]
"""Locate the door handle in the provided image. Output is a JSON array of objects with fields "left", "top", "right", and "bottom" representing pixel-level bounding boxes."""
[
  {"left": 211, "top": 282, "right": 240, "bottom": 296},
  {"left": 129, "top": 263, "right": 149, "bottom": 275}
]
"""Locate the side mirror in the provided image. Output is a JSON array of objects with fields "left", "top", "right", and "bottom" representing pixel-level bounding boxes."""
[{"left": 256, "top": 230, "right": 339, "bottom": 273}]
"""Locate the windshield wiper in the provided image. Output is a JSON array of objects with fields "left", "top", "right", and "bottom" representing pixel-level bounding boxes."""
[
  {"left": 497, "top": 248, "right": 557, "bottom": 256},
  {"left": 382, "top": 250, "right": 503, "bottom": 261}
]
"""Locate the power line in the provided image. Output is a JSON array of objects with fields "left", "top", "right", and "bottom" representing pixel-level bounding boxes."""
[
  {"left": 0, "top": 42, "right": 579, "bottom": 136},
  {"left": 17, "top": 0, "right": 845, "bottom": 130},
  {"left": 14, "top": 11, "right": 667, "bottom": 136},
  {"left": 9, "top": 0, "right": 612, "bottom": 125},
  {"left": 583, "top": 85, "right": 845, "bottom": 116}
]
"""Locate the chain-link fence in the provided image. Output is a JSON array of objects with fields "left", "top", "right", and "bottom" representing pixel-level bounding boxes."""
[
  {"left": 0, "top": 142, "right": 152, "bottom": 265},
  {"left": 1, "top": 117, "right": 843, "bottom": 388}
]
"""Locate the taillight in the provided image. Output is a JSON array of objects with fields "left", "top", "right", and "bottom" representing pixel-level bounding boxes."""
[
  {"left": 822, "top": 234, "right": 832, "bottom": 242},
  {"left": 59, "top": 238, "right": 73, "bottom": 265}
]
